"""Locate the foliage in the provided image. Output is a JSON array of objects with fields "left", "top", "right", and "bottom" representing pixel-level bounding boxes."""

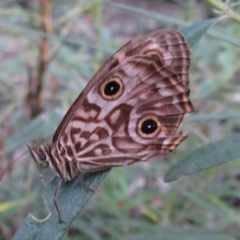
[{"left": 1, "top": 0, "right": 240, "bottom": 239}]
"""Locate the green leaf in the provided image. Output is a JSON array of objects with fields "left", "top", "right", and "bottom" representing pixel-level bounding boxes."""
[
  {"left": 181, "top": 18, "right": 216, "bottom": 48},
  {"left": 13, "top": 170, "right": 110, "bottom": 240},
  {"left": 164, "top": 135, "right": 240, "bottom": 182}
]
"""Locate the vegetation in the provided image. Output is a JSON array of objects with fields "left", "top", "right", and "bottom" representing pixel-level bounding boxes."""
[{"left": 1, "top": 0, "right": 240, "bottom": 239}]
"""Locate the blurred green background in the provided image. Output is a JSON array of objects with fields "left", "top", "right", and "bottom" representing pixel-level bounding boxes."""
[{"left": 1, "top": 0, "right": 240, "bottom": 239}]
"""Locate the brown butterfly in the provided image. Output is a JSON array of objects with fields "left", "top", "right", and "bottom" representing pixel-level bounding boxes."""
[{"left": 27, "top": 29, "right": 194, "bottom": 221}]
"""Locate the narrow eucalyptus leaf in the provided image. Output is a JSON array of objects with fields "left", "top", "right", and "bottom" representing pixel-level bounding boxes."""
[
  {"left": 13, "top": 170, "right": 110, "bottom": 240},
  {"left": 164, "top": 135, "right": 240, "bottom": 182},
  {"left": 182, "top": 18, "right": 216, "bottom": 48}
]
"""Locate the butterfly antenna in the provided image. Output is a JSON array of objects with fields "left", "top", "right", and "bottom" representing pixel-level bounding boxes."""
[{"left": 0, "top": 150, "right": 29, "bottom": 184}]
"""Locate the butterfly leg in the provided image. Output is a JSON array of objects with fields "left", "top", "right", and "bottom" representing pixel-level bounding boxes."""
[
  {"left": 77, "top": 176, "right": 94, "bottom": 192},
  {"left": 39, "top": 174, "right": 54, "bottom": 187},
  {"left": 53, "top": 177, "right": 63, "bottom": 223}
]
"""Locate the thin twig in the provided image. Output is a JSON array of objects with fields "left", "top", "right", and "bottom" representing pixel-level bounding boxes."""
[{"left": 27, "top": 0, "right": 52, "bottom": 118}]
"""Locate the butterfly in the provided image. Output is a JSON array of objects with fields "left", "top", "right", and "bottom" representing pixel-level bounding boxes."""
[{"left": 27, "top": 29, "right": 194, "bottom": 222}]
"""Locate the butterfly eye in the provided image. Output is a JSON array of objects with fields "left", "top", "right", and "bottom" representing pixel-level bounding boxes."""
[
  {"left": 138, "top": 116, "right": 160, "bottom": 138},
  {"left": 38, "top": 148, "right": 46, "bottom": 161},
  {"left": 37, "top": 149, "right": 49, "bottom": 168},
  {"left": 101, "top": 77, "right": 124, "bottom": 100}
]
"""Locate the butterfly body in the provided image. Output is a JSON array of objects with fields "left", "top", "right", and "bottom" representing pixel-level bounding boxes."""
[{"left": 28, "top": 29, "right": 194, "bottom": 181}]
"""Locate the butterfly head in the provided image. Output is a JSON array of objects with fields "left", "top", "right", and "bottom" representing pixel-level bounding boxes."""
[{"left": 27, "top": 145, "right": 51, "bottom": 168}]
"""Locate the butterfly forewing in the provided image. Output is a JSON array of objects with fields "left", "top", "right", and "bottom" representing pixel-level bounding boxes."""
[{"left": 29, "top": 29, "right": 194, "bottom": 180}]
